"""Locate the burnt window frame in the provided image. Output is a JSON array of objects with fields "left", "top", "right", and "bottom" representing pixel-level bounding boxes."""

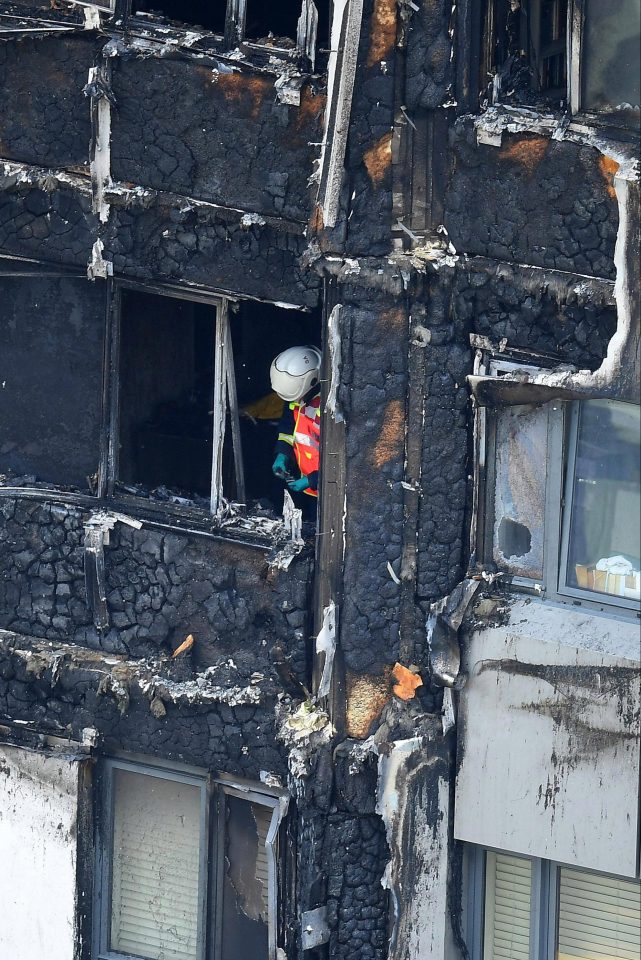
[
  {"left": 105, "top": 279, "right": 247, "bottom": 521},
  {"left": 120, "top": 0, "right": 322, "bottom": 59},
  {"left": 476, "top": 0, "right": 640, "bottom": 125},
  {"left": 93, "top": 755, "right": 288, "bottom": 960},
  {"left": 474, "top": 354, "right": 641, "bottom": 618}
]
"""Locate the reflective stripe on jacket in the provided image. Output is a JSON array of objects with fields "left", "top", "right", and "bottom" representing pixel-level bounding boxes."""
[{"left": 291, "top": 395, "right": 321, "bottom": 497}]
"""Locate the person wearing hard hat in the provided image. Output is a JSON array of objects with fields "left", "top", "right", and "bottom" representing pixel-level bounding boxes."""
[{"left": 270, "top": 346, "right": 322, "bottom": 498}]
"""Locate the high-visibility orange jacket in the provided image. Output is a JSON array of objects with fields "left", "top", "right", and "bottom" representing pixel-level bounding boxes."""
[{"left": 275, "top": 393, "right": 321, "bottom": 496}]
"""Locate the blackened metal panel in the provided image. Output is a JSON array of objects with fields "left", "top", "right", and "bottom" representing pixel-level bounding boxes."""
[{"left": 0, "top": 275, "right": 106, "bottom": 489}]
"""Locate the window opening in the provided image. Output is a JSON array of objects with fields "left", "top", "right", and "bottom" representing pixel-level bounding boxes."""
[
  {"left": 117, "top": 288, "right": 220, "bottom": 509},
  {"left": 581, "top": 0, "right": 641, "bottom": 118},
  {"left": 97, "top": 759, "right": 285, "bottom": 960},
  {"left": 115, "top": 287, "right": 321, "bottom": 522},
  {"left": 482, "top": 0, "right": 568, "bottom": 107},
  {"left": 231, "top": 298, "right": 321, "bottom": 520},
  {"left": 131, "top": 0, "right": 227, "bottom": 34},
  {"left": 244, "top": 0, "right": 303, "bottom": 43},
  {"left": 561, "top": 400, "right": 640, "bottom": 604}
]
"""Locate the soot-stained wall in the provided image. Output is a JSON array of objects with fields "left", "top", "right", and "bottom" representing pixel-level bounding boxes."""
[
  {"left": 0, "top": 498, "right": 313, "bottom": 685},
  {"left": 0, "top": 631, "right": 291, "bottom": 783},
  {"left": 0, "top": 35, "right": 96, "bottom": 170},
  {"left": 110, "top": 57, "right": 326, "bottom": 222},
  {"left": 340, "top": 0, "right": 397, "bottom": 256},
  {"left": 453, "top": 267, "right": 617, "bottom": 370},
  {"left": 339, "top": 288, "right": 408, "bottom": 673},
  {"left": 444, "top": 125, "right": 619, "bottom": 278},
  {"left": 0, "top": 276, "right": 105, "bottom": 488},
  {"left": 104, "top": 203, "right": 320, "bottom": 306},
  {"left": 0, "top": 183, "right": 96, "bottom": 267}
]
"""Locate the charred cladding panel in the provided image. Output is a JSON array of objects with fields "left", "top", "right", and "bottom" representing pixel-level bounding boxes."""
[
  {"left": 110, "top": 58, "right": 326, "bottom": 221},
  {"left": 0, "top": 35, "right": 96, "bottom": 169},
  {"left": 445, "top": 125, "right": 619, "bottom": 279},
  {"left": 0, "top": 276, "right": 105, "bottom": 488},
  {"left": 104, "top": 205, "right": 320, "bottom": 307}
]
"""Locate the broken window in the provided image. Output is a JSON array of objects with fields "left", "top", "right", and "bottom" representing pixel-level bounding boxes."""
[
  {"left": 477, "top": 356, "right": 640, "bottom": 612},
  {"left": 126, "top": 0, "right": 328, "bottom": 56},
  {"left": 481, "top": 0, "right": 568, "bottom": 107},
  {"left": 131, "top": 0, "right": 227, "bottom": 34},
  {"left": 464, "top": 847, "right": 641, "bottom": 960},
  {"left": 96, "top": 758, "right": 286, "bottom": 960},
  {"left": 481, "top": 0, "right": 641, "bottom": 119},
  {"left": 114, "top": 285, "right": 321, "bottom": 519}
]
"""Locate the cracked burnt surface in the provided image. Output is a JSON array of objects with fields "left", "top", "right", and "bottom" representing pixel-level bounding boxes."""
[
  {"left": 404, "top": 0, "right": 454, "bottom": 111},
  {"left": 445, "top": 124, "right": 619, "bottom": 278},
  {"left": 0, "top": 35, "right": 96, "bottom": 170},
  {"left": 453, "top": 266, "right": 618, "bottom": 370},
  {"left": 0, "top": 183, "right": 96, "bottom": 266},
  {"left": 0, "top": 498, "right": 313, "bottom": 684},
  {"left": 104, "top": 203, "right": 320, "bottom": 306},
  {"left": 339, "top": 289, "right": 408, "bottom": 673},
  {"left": 0, "top": 632, "right": 291, "bottom": 781},
  {"left": 110, "top": 57, "right": 326, "bottom": 221}
]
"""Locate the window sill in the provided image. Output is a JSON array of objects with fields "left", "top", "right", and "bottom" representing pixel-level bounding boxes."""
[{"left": 0, "top": 484, "right": 311, "bottom": 550}]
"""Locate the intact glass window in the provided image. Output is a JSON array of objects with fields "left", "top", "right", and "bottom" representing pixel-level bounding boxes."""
[
  {"left": 557, "top": 868, "right": 641, "bottom": 960},
  {"left": 581, "top": 0, "right": 641, "bottom": 115},
  {"left": 467, "top": 848, "right": 641, "bottom": 960},
  {"left": 563, "top": 400, "right": 641, "bottom": 604},
  {"left": 483, "top": 853, "right": 532, "bottom": 960},
  {"left": 97, "top": 760, "right": 284, "bottom": 960}
]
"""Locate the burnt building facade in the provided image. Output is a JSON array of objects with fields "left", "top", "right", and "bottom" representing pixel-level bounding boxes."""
[{"left": 0, "top": 1, "right": 639, "bottom": 959}]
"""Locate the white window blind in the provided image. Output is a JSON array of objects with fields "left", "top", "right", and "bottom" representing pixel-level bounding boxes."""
[
  {"left": 251, "top": 801, "right": 273, "bottom": 920},
  {"left": 110, "top": 769, "right": 202, "bottom": 960},
  {"left": 558, "top": 868, "right": 641, "bottom": 960},
  {"left": 484, "top": 852, "right": 533, "bottom": 960}
]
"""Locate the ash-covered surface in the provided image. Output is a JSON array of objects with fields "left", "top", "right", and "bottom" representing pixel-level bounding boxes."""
[
  {"left": 0, "top": 632, "right": 291, "bottom": 781},
  {"left": 110, "top": 56, "right": 326, "bottom": 221},
  {"left": 0, "top": 498, "right": 313, "bottom": 684},
  {"left": 0, "top": 35, "right": 96, "bottom": 170},
  {"left": 445, "top": 124, "right": 619, "bottom": 279},
  {"left": 340, "top": 0, "right": 397, "bottom": 256},
  {"left": 415, "top": 280, "right": 470, "bottom": 604},
  {"left": 404, "top": 0, "right": 454, "bottom": 111}
]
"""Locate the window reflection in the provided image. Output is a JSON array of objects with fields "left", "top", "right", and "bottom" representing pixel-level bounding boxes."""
[
  {"left": 566, "top": 400, "right": 641, "bottom": 601},
  {"left": 582, "top": 0, "right": 641, "bottom": 114}
]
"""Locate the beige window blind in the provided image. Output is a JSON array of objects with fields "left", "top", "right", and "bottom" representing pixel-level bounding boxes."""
[
  {"left": 484, "top": 852, "right": 533, "bottom": 960},
  {"left": 251, "top": 801, "right": 274, "bottom": 920},
  {"left": 558, "top": 868, "right": 641, "bottom": 960},
  {"left": 110, "top": 768, "right": 202, "bottom": 960}
]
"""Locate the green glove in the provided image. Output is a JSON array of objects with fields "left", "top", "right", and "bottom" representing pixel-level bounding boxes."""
[
  {"left": 272, "top": 453, "right": 290, "bottom": 479},
  {"left": 288, "top": 476, "right": 311, "bottom": 493}
]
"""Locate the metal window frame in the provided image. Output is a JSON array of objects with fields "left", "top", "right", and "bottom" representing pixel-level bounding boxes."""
[
  {"left": 93, "top": 757, "right": 211, "bottom": 960},
  {"left": 554, "top": 400, "right": 640, "bottom": 613},
  {"left": 477, "top": 353, "right": 640, "bottom": 618},
  {"left": 464, "top": 847, "right": 559, "bottom": 960},
  {"left": 94, "top": 756, "right": 288, "bottom": 960},
  {"left": 466, "top": 845, "right": 641, "bottom": 960},
  {"left": 107, "top": 280, "right": 245, "bottom": 520}
]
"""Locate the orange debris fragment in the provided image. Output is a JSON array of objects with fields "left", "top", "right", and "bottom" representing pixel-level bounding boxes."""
[
  {"left": 392, "top": 662, "right": 423, "bottom": 700},
  {"left": 172, "top": 634, "right": 194, "bottom": 658}
]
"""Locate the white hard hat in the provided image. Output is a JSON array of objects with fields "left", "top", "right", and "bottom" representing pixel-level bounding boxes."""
[{"left": 270, "top": 346, "right": 322, "bottom": 402}]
